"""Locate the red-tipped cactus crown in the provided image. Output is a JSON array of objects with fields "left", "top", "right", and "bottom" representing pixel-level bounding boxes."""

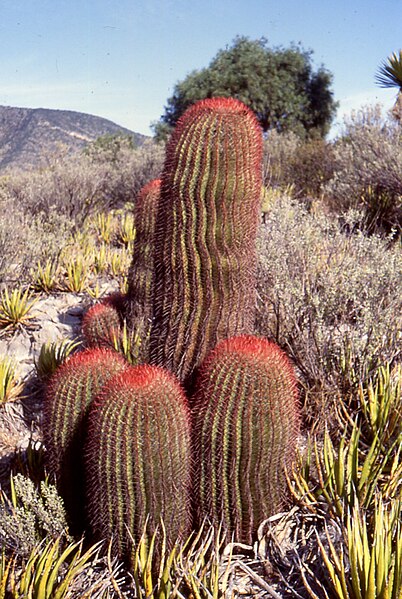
[
  {"left": 82, "top": 302, "right": 122, "bottom": 349},
  {"left": 44, "top": 348, "right": 128, "bottom": 530}
]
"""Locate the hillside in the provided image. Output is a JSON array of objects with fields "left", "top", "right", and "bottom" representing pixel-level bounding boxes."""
[{"left": 0, "top": 105, "right": 147, "bottom": 172}]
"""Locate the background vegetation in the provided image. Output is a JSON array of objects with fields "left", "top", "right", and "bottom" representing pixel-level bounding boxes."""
[
  {"left": 153, "top": 36, "right": 338, "bottom": 141},
  {"left": 0, "top": 101, "right": 400, "bottom": 596}
]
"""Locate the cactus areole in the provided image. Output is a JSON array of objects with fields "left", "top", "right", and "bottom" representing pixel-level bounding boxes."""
[
  {"left": 149, "top": 97, "right": 263, "bottom": 384},
  {"left": 192, "top": 335, "right": 300, "bottom": 544}
]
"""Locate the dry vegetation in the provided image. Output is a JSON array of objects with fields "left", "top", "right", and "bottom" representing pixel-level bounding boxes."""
[{"left": 0, "top": 106, "right": 400, "bottom": 597}]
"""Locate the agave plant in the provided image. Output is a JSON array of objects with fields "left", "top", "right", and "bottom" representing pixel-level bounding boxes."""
[
  {"left": 35, "top": 338, "right": 82, "bottom": 382},
  {"left": 305, "top": 496, "right": 402, "bottom": 599},
  {"left": 0, "top": 288, "right": 38, "bottom": 333},
  {"left": 0, "top": 357, "right": 24, "bottom": 403},
  {"left": 375, "top": 49, "right": 402, "bottom": 121}
]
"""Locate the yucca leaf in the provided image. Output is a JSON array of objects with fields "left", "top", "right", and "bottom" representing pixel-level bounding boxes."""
[{"left": 376, "top": 51, "right": 402, "bottom": 88}]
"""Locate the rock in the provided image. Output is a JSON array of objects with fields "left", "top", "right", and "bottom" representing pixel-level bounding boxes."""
[{"left": 0, "top": 292, "right": 90, "bottom": 379}]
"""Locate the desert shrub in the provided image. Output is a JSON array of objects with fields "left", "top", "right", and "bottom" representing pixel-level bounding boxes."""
[
  {"left": 0, "top": 139, "right": 164, "bottom": 229},
  {"left": 256, "top": 196, "right": 402, "bottom": 421},
  {"left": 2, "top": 158, "right": 108, "bottom": 227},
  {"left": 85, "top": 137, "right": 165, "bottom": 208},
  {"left": 0, "top": 474, "right": 69, "bottom": 556},
  {"left": 0, "top": 138, "right": 164, "bottom": 285},
  {"left": 0, "top": 192, "right": 72, "bottom": 286},
  {"left": 287, "top": 138, "right": 336, "bottom": 198},
  {"left": 264, "top": 131, "right": 336, "bottom": 201},
  {"left": 263, "top": 129, "right": 300, "bottom": 188},
  {"left": 324, "top": 105, "right": 402, "bottom": 234}
]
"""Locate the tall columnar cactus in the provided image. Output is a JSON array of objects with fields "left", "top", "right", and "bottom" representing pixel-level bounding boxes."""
[
  {"left": 149, "top": 98, "right": 263, "bottom": 385},
  {"left": 43, "top": 348, "right": 128, "bottom": 530},
  {"left": 85, "top": 364, "right": 192, "bottom": 560},
  {"left": 125, "top": 178, "right": 161, "bottom": 361},
  {"left": 192, "top": 335, "right": 300, "bottom": 544}
]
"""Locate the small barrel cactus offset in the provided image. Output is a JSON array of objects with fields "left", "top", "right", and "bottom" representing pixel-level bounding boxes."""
[
  {"left": 82, "top": 300, "right": 122, "bottom": 349},
  {"left": 125, "top": 179, "right": 161, "bottom": 361},
  {"left": 149, "top": 98, "right": 263, "bottom": 385},
  {"left": 43, "top": 348, "right": 128, "bottom": 530},
  {"left": 85, "top": 364, "right": 192, "bottom": 560},
  {"left": 192, "top": 335, "right": 300, "bottom": 544}
]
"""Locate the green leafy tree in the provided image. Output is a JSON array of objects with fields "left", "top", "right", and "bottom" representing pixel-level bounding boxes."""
[
  {"left": 153, "top": 37, "right": 337, "bottom": 140},
  {"left": 376, "top": 49, "right": 402, "bottom": 122},
  {"left": 84, "top": 133, "right": 136, "bottom": 163}
]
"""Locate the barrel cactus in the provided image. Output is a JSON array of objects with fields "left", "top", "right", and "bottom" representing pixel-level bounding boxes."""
[
  {"left": 82, "top": 301, "right": 122, "bottom": 349},
  {"left": 43, "top": 348, "right": 128, "bottom": 530},
  {"left": 148, "top": 98, "right": 263, "bottom": 385},
  {"left": 192, "top": 335, "right": 300, "bottom": 544},
  {"left": 85, "top": 364, "right": 192, "bottom": 560}
]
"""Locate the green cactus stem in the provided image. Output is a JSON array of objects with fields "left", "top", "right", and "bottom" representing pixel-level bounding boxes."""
[
  {"left": 149, "top": 98, "right": 263, "bottom": 385},
  {"left": 85, "top": 364, "right": 192, "bottom": 560},
  {"left": 43, "top": 348, "right": 128, "bottom": 530},
  {"left": 192, "top": 335, "right": 300, "bottom": 544}
]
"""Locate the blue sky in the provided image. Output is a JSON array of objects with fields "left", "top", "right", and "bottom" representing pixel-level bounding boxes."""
[{"left": 0, "top": 0, "right": 400, "bottom": 137}]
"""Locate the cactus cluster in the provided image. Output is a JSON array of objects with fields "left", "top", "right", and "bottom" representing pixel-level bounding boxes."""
[{"left": 44, "top": 97, "right": 301, "bottom": 559}]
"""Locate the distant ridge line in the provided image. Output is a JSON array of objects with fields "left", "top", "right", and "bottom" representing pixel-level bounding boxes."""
[{"left": 0, "top": 105, "right": 147, "bottom": 172}]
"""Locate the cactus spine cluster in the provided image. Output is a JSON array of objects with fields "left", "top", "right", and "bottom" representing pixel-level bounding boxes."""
[
  {"left": 148, "top": 98, "right": 263, "bottom": 384},
  {"left": 192, "top": 335, "right": 300, "bottom": 544},
  {"left": 43, "top": 348, "right": 128, "bottom": 529},
  {"left": 85, "top": 364, "right": 192, "bottom": 557}
]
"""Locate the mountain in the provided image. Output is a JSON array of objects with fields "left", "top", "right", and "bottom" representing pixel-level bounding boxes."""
[{"left": 0, "top": 105, "right": 147, "bottom": 172}]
